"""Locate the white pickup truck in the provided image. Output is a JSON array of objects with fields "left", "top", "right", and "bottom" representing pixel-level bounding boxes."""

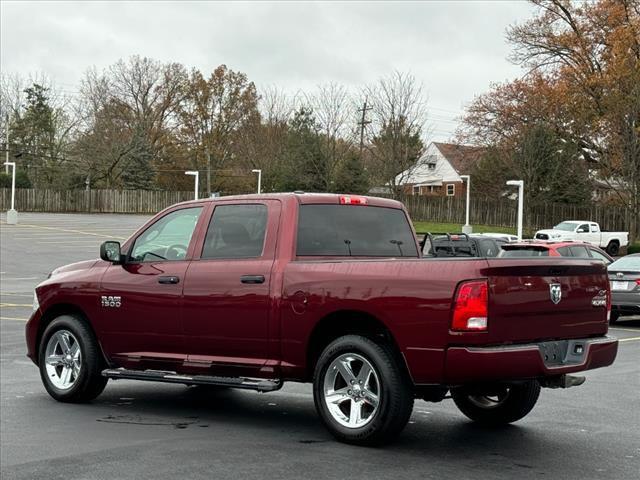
[{"left": 535, "top": 221, "right": 629, "bottom": 255}]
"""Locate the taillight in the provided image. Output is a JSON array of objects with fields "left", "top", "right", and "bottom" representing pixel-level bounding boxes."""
[
  {"left": 607, "top": 287, "right": 612, "bottom": 322},
  {"left": 635, "top": 279, "right": 640, "bottom": 286},
  {"left": 340, "top": 195, "right": 367, "bottom": 205},
  {"left": 451, "top": 280, "right": 488, "bottom": 332}
]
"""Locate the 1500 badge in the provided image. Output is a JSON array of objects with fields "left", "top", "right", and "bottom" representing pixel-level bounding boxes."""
[{"left": 101, "top": 296, "right": 122, "bottom": 308}]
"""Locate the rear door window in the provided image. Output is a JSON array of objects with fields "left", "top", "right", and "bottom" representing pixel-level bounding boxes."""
[
  {"left": 500, "top": 248, "right": 549, "bottom": 257},
  {"left": 569, "top": 246, "right": 590, "bottom": 258},
  {"left": 296, "top": 205, "right": 418, "bottom": 257}
]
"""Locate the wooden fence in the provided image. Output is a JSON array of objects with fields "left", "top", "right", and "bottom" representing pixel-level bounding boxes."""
[
  {"left": 0, "top": 189, "right": 195, "bottom": 214},
  {"left": 1, "top": 188, "right": 637, "bottom": 239}
]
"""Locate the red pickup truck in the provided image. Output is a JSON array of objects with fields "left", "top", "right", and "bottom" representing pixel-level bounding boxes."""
[{"left": 26, "top": 193, "right": 618, "bottom": 445}]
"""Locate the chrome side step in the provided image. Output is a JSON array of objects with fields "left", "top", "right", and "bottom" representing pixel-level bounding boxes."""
[{"left": 102, "top": 368, "right": 282, "bottom": 392}]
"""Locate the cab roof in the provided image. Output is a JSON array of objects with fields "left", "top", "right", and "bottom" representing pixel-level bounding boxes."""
[{"left": 178, "top": 192, "right": 404, "bottom": 209}]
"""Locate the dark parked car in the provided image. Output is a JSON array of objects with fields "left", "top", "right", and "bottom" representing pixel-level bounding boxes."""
[
  {"left": 608, "top": 253, "right": 640, "bottom": 324},
  {"left": 420, "top": 233, "right": 508, "bottom": 257}
]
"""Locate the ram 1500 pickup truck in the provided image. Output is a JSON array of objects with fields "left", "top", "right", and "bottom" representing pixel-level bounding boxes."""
[{"left": 27, "top": 193, "right": 618, "bottom": 445}]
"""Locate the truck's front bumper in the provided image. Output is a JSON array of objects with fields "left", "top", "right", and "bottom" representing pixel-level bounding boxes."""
[{"left": 444, "top": 335, "right": 618, "bottom": 384}]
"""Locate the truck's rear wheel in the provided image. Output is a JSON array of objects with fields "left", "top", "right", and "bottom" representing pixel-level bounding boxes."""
[
  {"left": 451, "top": 380, "right": 540, "bottom": 426},
  {"left": 313, "top": 335, "right": 413, "bottom": 445},
  {"left": 606, "top": 240, "right": 620, "bottom": 256},
  {"left": 39, "top": 315, "right": 108, "bottom": 403}
]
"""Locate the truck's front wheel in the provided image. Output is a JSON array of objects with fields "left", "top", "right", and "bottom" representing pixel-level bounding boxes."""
[
  {"left": 451, "top": 380, "right": 541, "bottom": 425},
  {"left": 313, "top": 335, "right": 413, "bottom": 445},
  {"left": 38, "top": 315, "right": 108, "bottom": 403}
]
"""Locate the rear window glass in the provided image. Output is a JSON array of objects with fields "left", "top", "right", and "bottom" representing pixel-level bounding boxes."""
[
  {"left": 296, "top": 204, "right": 418, "bottom": 257},
  {"left": 501, "top": 248, "right": 549, "bottom": 257}
]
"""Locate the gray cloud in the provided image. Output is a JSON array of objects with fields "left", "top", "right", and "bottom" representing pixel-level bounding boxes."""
[{"left": 1, "top": 0, "right": 535, "bottom": 139}]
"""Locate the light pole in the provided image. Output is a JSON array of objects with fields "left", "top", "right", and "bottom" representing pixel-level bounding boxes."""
[
  {"left": 460, "top": 175, "right": 471, "bottom": 234},
  {"left": 185, "top": 170, "right": 199, "bottom": 200},
  {"left": 506, "top": 180, "right": 524, "bottom": 240},
  {"left": 252, "top": 169, "right": 262, "bottom": 194},
  {"left": 4, "top": 161, "right": 17, "bottom": 224}
]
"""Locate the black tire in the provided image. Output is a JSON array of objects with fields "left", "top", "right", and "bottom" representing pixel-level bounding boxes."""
[
  {"left": 451, "top": 380, "right": 541, "bottom": 426},
  {"left": 312, "top": 335, "right": 414, "bottom": 446},
  {"left": 38, "top": 315, "right": 108, "bottom": 403},
  {"left": 606, "top": 241, "right": 620, "bottom": 256},
  {"left": 610, "top": 311, "right": 620, "bottom": 325}
]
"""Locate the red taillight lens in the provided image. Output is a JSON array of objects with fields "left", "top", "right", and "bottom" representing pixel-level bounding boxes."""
[
  {"left": 607, "top": 287, "right": 612, "bottom": 322},
  {"left": 635, "top": 279, "right": 640, "bottom": 286},
  {"left": 451, "top": 280, "right": 489, "bottom": 332},
  {"left": 339, "top": 195, "right": 367, "bottom": 205}
]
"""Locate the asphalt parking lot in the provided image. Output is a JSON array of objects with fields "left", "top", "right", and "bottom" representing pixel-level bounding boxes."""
[{"left": 1, "top": 212, "right": 639, "bottom": 480}]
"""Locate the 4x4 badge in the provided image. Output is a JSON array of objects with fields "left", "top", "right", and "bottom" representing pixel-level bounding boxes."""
[{"left": 549, "top": 284, "right": 562, "bottom": 305}]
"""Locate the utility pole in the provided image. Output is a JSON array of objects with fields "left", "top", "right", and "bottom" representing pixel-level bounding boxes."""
[
  {"left": 205, "top": 147, "right": 212, "bottom": 197},
  {"left": 357, "top": 98, "right": 372, "bottom": 160}
]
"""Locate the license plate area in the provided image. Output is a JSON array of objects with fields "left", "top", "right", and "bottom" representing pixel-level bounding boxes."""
[
  {"left": 538, "top": 340, "right": 586, "bottom": 367},
  {"left": 611, "top": 281, "right": 628, "bottom": 291}
]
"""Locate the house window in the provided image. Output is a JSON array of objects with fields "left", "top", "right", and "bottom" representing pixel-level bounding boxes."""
[
  {"left": 427, "top": 162, "right": 436, "bottom": 171},
  {"left": 413, "top": 185, "right": 420, "bottom": 196},
  {"left": 446, "top": 184, "right": 455, "bottom": 196}
]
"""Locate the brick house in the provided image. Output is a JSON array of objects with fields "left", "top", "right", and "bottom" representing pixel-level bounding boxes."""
[{"left": 395, "top": 142, "right": 486, "bottom": 197}]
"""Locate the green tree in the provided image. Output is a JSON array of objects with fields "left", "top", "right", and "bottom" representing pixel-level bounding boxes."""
[
  {"left": 334, "top": 150, "right": 369, "bottom": 194},
  {"left": 0, "top": 170, "right": 31, "bottom": 188},
  {"left": 277, "top": 108, "right": 329, "bottom": 192}
]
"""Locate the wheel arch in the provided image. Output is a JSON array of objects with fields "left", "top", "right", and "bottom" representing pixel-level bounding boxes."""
[
  {"left": 305, "top": 309, "right": 409, "bottom": 382},
  {"left": 35, "top": 303, "right": 103, "bottom": 366}
]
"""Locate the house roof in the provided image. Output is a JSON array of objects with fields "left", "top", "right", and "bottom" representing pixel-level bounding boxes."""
[{"left": 433, "top": 142, "right": 486, "bottom": 175}]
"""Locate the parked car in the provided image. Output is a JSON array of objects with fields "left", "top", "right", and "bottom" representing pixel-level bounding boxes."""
[
  {"left": 472, "top": 232, "right": 519, "bottom": 243},
  {"left": 534, "top": 221, "right": 628, "bottom": 256},
  {"left": 608, "top": 253, "right": 640, "bottom": 324},
  {"left": 420, "top": 233, "right": 508, "bottom": 257},
  {"left": 500, "top": 240, "right": 614, "bottom": 263},
  {"left": 27, "top": 193, "right": 618, "bottom": 445}
]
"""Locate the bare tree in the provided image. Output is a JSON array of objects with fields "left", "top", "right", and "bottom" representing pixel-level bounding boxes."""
[{"left": 365, "top": 71, "right": 429, "bottom": 196}]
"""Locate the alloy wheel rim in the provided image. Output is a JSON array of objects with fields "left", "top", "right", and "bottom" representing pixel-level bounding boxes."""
[
  {"left": 323, "top": 353, "right": 380, "bottom": 429},
  {"left": 44, "top": 330, "right": 82, "bottom": 390}
]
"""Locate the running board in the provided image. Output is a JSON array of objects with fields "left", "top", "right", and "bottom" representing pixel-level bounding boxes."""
[{"left": 102, "top": 368, "right": 282, "bottom": 392}]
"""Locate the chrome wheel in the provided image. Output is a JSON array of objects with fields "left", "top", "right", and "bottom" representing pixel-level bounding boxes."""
[
  {"left": 44, "top": 330, "right": 82, "bottom": 390},
  {"left": 323, "top": 353, "right": 380, "bottom": 429},
  {"left": 467, "top": 386, "right": 511, "bottom": 409}
]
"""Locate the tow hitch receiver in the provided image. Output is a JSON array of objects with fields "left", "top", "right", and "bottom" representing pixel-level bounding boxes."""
[{"left": 541, "top": 374, "right": 586, "bottom": 389}]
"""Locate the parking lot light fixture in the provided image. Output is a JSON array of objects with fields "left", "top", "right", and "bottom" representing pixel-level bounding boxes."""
[
  {"left": 460, "top": 175, "right": 471, "bottom": 234},
  {"left": 4, "top": 161, "right": 17, "bottom": 224},
  {"left": 252, "top": 169, "right": 262, "bottom": 194},
  {"left": 185, "top": 170, "right": 199, "bottom": 200},
  {"left": 506, "top": 180, "right": 524, "bottom": 240}
]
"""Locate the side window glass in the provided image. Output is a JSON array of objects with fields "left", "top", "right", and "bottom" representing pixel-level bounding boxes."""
[
  {"left": 556, "top": 246, "right": 572, "bottom": 257},
  {"left": 202, "top": 204, "right": 268, "bottom": 259},
  {"left": 130, "top": 207, "right": 202, "bottom": 262},
  {"left": 590, "top": 224, "right": 599, "bottom": 233},
  {"left": 569, "top": 246, "right": 590, "bottom": 258},
  {"left": 578, "top": 224, "right": 589, "bottom": 233},
  {"left": 589, "top": 249, "right": 610, "bottom": 263}
]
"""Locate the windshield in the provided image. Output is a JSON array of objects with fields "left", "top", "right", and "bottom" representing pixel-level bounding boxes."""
[
  {"left": 553, "top": 222, "right": 579, "bottom": 231},
  {"left": 608, "top": 255, "right": 640, "bottom": 272}
]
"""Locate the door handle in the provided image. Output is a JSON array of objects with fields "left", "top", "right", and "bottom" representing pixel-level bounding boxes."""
[
  {"left": 158, "top": 276, "right": 180, "bottom": 284},
  {"left": 241, "top": 275, "right": 265, "bottom": 284}
]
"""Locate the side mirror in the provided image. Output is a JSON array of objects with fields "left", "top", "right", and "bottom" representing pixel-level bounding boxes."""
[
  {"left": 100, "top": 241, "right": 122, "bottom": 264},
  {"left": 577, "top": 228, "right": 587, "bottom": 233}
]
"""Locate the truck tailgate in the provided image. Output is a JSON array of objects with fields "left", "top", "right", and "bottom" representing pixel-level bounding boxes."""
[{"left": 479, "top": 259, "right": 609, "bottom": 344}]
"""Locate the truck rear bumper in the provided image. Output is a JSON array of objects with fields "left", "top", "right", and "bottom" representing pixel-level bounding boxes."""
[{"left": 444, "top": 335, "right": 618, "bottom": 384}]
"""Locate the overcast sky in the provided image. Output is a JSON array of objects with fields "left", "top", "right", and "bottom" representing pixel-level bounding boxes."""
[{"left": 1, "top": 0, "right": 535, "bottom": 140}]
